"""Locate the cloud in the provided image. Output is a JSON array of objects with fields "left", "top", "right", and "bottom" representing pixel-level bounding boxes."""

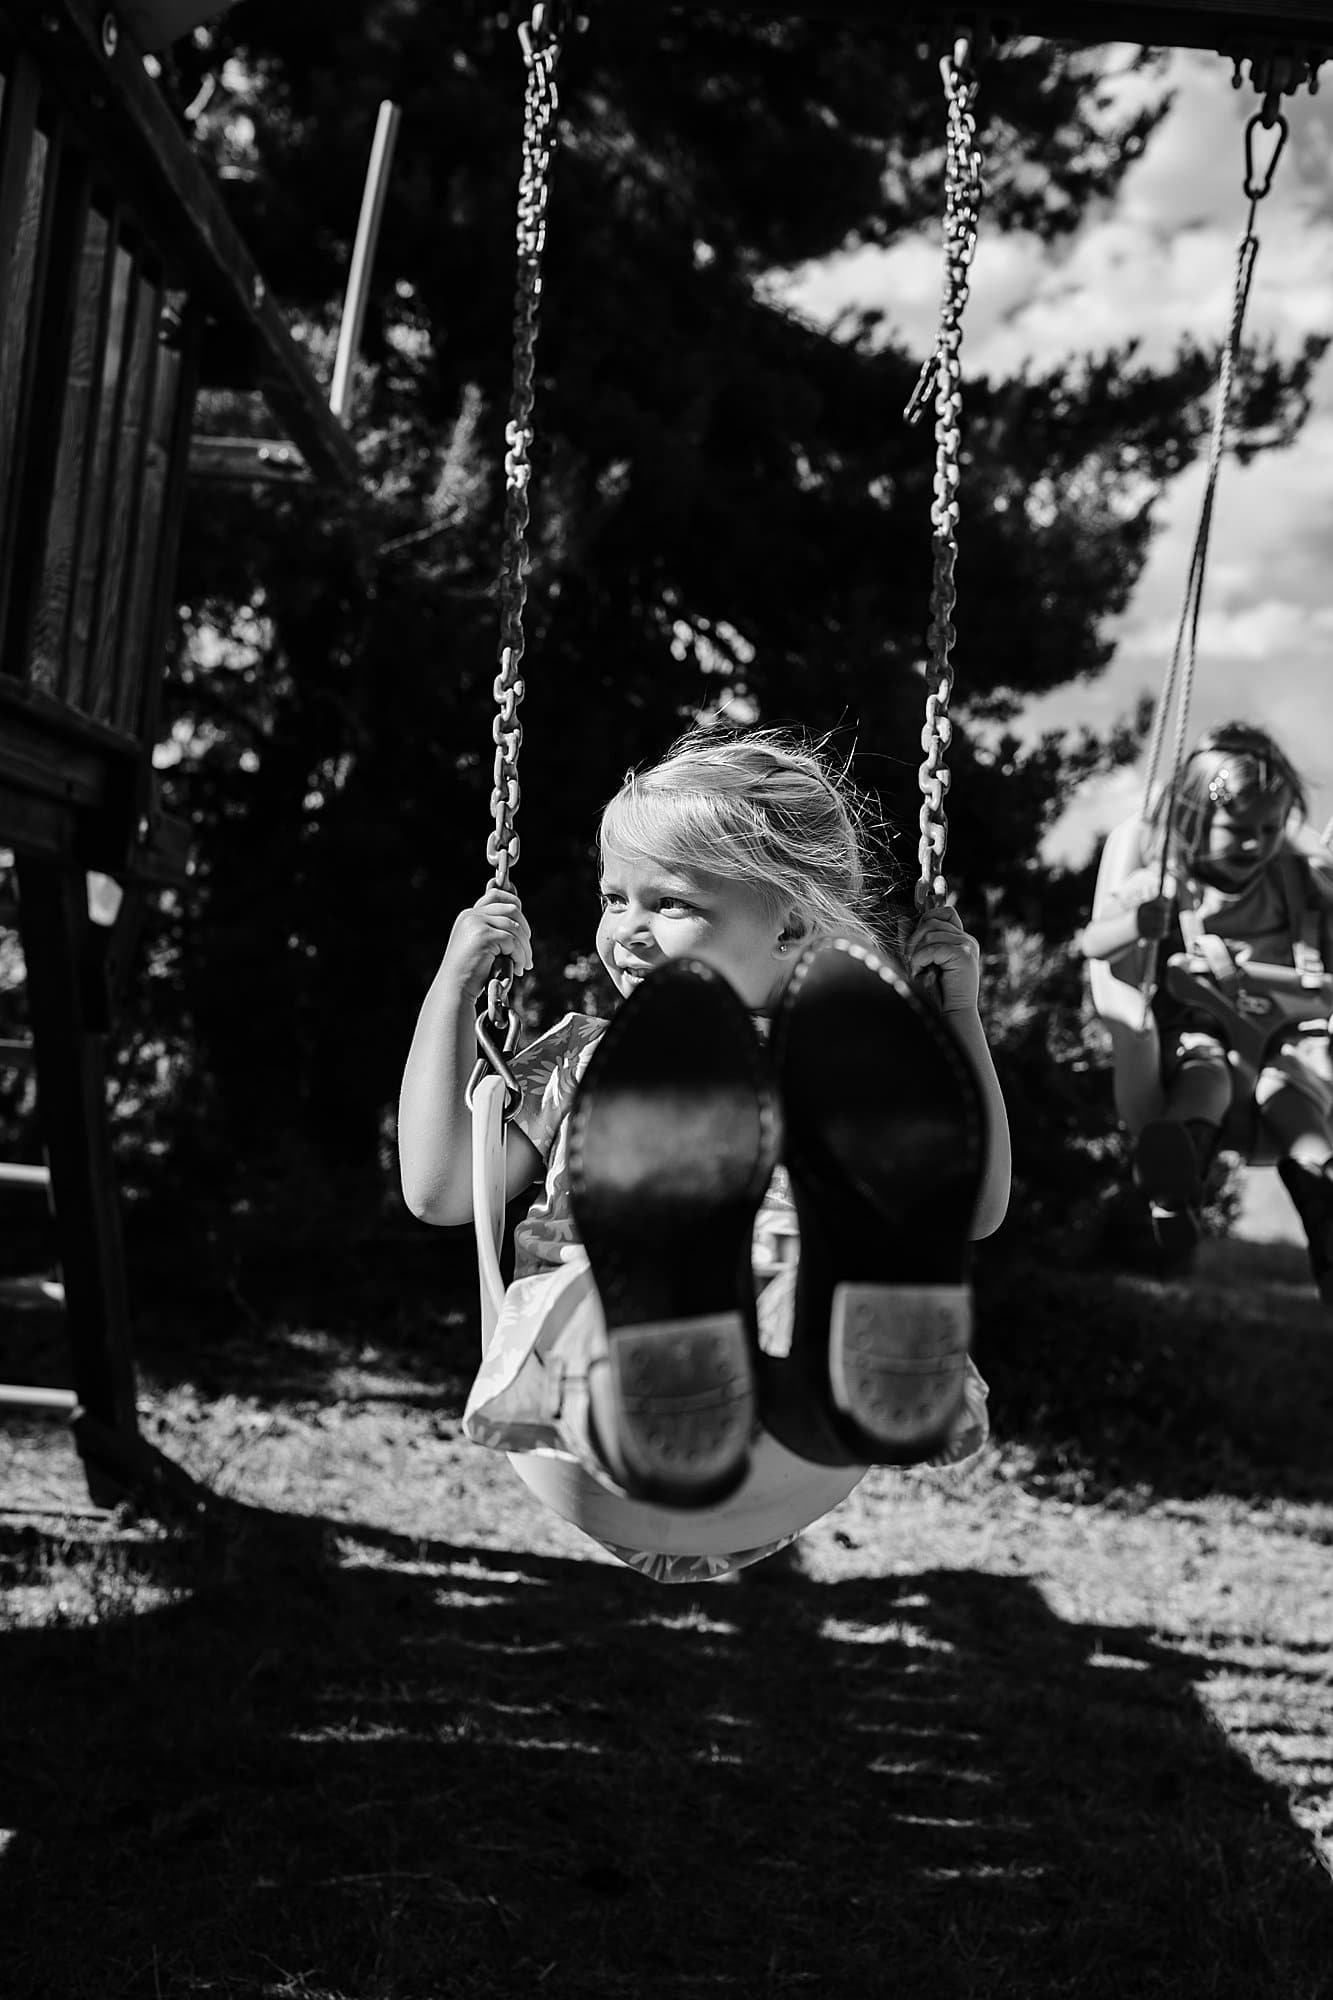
[{"left": 780, "top": 46, "right": 1333, "bottom": 865}]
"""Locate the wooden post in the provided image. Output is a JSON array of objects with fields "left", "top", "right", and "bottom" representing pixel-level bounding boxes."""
[{"left": 13, "top": 854, "right": 141, "bottom": 1501}]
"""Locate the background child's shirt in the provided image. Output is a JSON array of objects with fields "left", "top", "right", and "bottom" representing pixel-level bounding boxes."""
[
  {"left": 1174, "top": 836, "right": 1333, "bottom": 968},
  {"left": 1189, "top": 865, "right": 1306, "bottom": 966}
]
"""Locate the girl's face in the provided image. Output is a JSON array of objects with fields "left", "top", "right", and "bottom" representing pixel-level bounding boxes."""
[
  {"left": 596, "top": 847, "right": 795, "bottom": 1011},
  {"left": 1197, "top": 787, "right": 1292, "bottom": 889}
]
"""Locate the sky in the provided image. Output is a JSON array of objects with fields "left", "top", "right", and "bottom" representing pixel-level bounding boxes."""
[{"left": 782, "top": 43, "right": 1333, "bottom": 868}]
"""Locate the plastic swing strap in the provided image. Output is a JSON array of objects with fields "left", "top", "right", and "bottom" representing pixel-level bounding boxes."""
[
  {"left": 471, "top": 1072, "right": 511, "bottom": 1350},
  {"left": 468, "top": 5, "right": 563, "bottom": 1349}
]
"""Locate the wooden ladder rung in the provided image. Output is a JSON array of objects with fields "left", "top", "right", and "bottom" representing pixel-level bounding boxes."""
[
  {"left": 0, "top": 1383, "right": 78, "bottom": 1414},
  {"left": 0, "top": 1038, "right": 35, "bottom": 1069},
  {"left": 0, "top": 1161, "right": 51, "bottom": 1190}
]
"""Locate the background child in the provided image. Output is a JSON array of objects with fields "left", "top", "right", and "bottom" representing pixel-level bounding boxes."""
[
  {"left": 399, "top": 727, "right": 1011, "bottom": 1581},
  {"left": 1082, "top": 721, "right": 1333, "bottom": 1291}
]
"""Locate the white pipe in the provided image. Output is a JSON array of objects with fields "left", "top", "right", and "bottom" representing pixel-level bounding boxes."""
[{"left": 329, "top": 100, "right": 402, "bottom": 425}]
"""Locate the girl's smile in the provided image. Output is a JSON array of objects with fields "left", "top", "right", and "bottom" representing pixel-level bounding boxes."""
[{"left": 596, "top": 849, "right": 794, "bottom": 1011}]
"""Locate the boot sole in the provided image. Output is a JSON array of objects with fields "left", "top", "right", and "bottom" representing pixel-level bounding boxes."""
[
  {"left": 773, "top": 941, "right": 985, "bottom": 1463},
  {"left": 567, "top": 961, "right": 780, "bottom": 1505}
]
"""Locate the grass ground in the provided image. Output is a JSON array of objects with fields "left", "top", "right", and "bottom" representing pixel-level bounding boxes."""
[{"left": 2, "top": 1217, "right": 1332, "bottom": 1999}]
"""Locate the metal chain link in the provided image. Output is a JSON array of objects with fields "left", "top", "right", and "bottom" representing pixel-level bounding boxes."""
[
  {"left": 483, "top": 4, "right": 561, "bottom": 1045},
  {"left": 905, "top": 39, "right": 983, "bottom": 913}
]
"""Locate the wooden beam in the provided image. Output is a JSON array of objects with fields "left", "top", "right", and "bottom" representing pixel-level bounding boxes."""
[
  {"left": 0, "top": 680, "right": 136, "bottom": 795},
  {"left": 0, "top": 49, "right": 54, "bottom": 662},
  {"left": 0, "top": 684, "right": 193, "bottom": 879},
  {"left": 3, "top": 0, "right": 359, "bottom": 488},
  {"left": 0, "top": 684, "right": 123, "bottom": 819},
  {"left": 125, "top": 295, "right": 199, "bottom": 795},
  {"left": 189, "top": 433, "right": 310, "bottom": 482},
  {"left": 0, "top": 789, "right": 80, "bottom": 863},
  {"left": 117, "top": 1, "right": 236, "bottom": 52},
  {"left": 13, "top": 855, "right": 142, "bottom": 1490}
]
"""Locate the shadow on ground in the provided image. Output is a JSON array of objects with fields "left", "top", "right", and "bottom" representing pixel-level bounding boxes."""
[{"left": 2, "top": 1507, "right": 1330, "bottom": 2000}]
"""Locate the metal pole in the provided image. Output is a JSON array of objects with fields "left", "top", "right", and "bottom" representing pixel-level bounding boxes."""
[{"left": 329, "top": 99, "right": 402, "bottom": 424}]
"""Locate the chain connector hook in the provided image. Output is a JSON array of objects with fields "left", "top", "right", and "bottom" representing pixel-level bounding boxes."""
[
  {"left": 519, "top": 1, "right": 563, "bottom": 66},
  {"left": 1243, "top": 108, "right": 1289, "bottom": 200},
  {"left": 468, "top": 1006, "right": 523, "bottom": 1120}
]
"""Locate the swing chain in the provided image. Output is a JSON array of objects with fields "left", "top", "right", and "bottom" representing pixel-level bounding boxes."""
[
  {"left": 484, "top": 2, "right": 561, "bottom": 1050},
  {"left": 906, "top": 37, "right": 983, "bottom": 912}
]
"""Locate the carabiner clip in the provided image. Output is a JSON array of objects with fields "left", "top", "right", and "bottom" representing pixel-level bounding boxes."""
[
  {"left": 1243, "top": 108, "right": 1289, "bottom": 201},
  {"left": 467, "top": 1005, "right": 523, "bottom": 1119}
]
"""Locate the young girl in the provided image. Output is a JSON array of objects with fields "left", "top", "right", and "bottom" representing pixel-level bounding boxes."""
[
  {"left": 399, "top": 728, "right": 1011, "bottom": 1582},
  {"left": 1082, "top": 721, "right": 1333, "bottom": 1291}
]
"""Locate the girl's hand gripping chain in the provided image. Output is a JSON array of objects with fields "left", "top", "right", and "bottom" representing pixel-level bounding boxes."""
[
  {"left": 441, "top": 887, "right": 535, "bottom": 1001},
  {"left": 906, "top": 905, "right": 980, "bottom": 1018},
  {"left": 397, "top": 887, "right": 538, "bottom": 1228}
]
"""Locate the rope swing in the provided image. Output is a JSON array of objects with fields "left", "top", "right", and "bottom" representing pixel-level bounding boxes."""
[{"left": 1140, "top": 98, "right": 1290, "bottom": 903}]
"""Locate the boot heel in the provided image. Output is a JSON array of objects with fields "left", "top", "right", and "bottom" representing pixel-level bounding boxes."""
[
  {"left": 827, "top": 1282, "right": 971, "bottom": 1460},
  {"left": 591, "top": 1311, "right": 757, "bottom": 1498}
]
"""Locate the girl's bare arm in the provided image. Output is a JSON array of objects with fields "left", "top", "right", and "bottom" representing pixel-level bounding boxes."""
[
  {"left": 906, "top": 910, "right": 1012, "bottom": 1240},
  {"left": 398, "top": 889, "right": 543, "bottom": 1226}
]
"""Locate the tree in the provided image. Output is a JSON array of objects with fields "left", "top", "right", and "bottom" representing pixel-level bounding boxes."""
[{"left": 142, "top": 5, "right": 1323, "bottom": 1222}]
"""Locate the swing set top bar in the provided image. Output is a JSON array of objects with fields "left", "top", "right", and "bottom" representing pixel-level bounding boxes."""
[
  {"left": 668, "top": 0, "right": 1333, "bottom": 52},
  {"left": 106, "top": 0, "right": 1333, "bottom": 53}
]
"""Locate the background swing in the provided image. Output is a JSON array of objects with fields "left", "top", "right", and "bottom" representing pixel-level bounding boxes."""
[{"left": 1084, "top": 85, "right": 1333, "bottom": 1167}]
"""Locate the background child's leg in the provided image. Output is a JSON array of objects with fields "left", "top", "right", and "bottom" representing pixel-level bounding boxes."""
[
  {"left": 1256, "top": 1041, "right": 1333, "bottom": 1171},
  {"left": 1133, "top": 1033, "right": 1230, "bottom": 1255},
  {"left": 1163, "top": 1036, "right": 1233, "bottom": 1131},
  {"left": 1261, "top": 1040, "right": 1333, "bottom": 1303}
]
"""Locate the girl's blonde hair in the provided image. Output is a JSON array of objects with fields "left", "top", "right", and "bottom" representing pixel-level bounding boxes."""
[{"left": 599, "top": 726, "right": 904, "bottom": 963}]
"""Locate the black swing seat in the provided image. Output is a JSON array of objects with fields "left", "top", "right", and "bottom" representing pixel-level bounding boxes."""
[{"left": 1163, "top": 939, "right": 1333, "bottom": 1072}]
